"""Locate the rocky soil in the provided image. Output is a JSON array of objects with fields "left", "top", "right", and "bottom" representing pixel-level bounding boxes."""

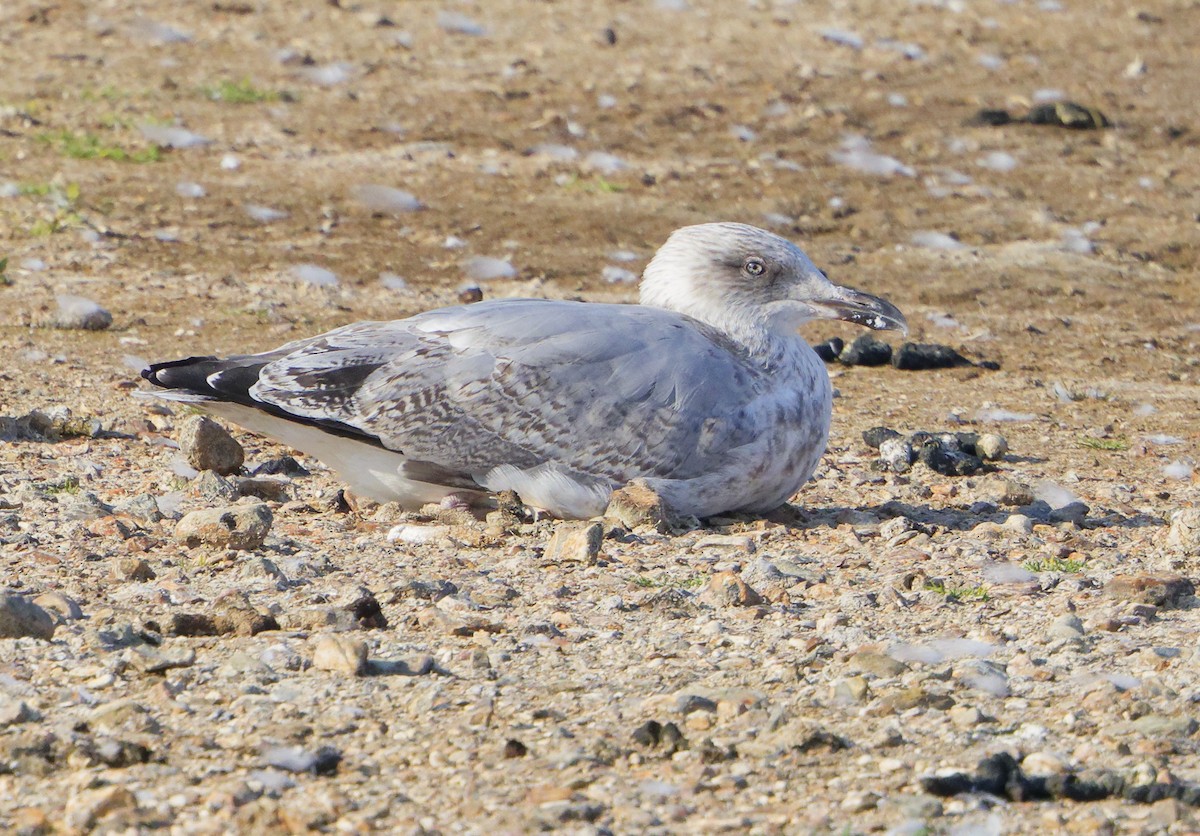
[{"left": 1, "top": 0, "right": 1199, "bottom": 832}]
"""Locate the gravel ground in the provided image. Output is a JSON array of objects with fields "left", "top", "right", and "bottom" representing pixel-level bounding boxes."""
[{"left": 1, "top": 0, "right": 1199, "bottom": 833}]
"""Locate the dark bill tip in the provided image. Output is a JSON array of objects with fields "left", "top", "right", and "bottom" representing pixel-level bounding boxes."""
[{"left": 820, "top": 287, "right": 908, "bottom": 335}]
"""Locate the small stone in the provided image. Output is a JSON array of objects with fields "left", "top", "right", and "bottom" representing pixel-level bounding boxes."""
[
  {"left": 975, "top": 433, "right": 1009, "bottom": 461},
  {"left": 862, "top": 426, "right": 902, "bottom": 449},
  {"left": 604, "top": 483, "right": 670, "bottom": 531},
  {"left": 949, "top": 705, "right": 984, "bottom": 727},
  {"left": 111, "top": 556, "right": 155, "bottom": 582},
  {"left": 263, "top": 744, "right": 342, "bottom": 775},
  {"left": 187, "top": 470, "right": 239, "bottom": 503},
  {"left": 1048, "top": 613, "right": 1086, "bottom": 640},
  {"left": 54, "top": 294, "right": 113, "bottom": 331},
  {"left": 0, "top": 593, "right": 56, "bottom": 640},
  {"left": 1049, "top": 502, "right": 1089, "bottom": 525},
  {"left": 343, "top": 587, "right": 387, "bottom": 629},
  {"left": 1105, "top": 574, "right": 1195, "bottom": 609},
  {"left": 312, "top": 635, "right": 369, "bottom": 676},
  {"left": 813, "top": 337, "right": 844, "bottom": 362},
  {"left": 1003, "top": 514, "right": 1034, "bottom": 534},
  {"left": 840, "top": 334, "right": 892, "bottom": 366},
  {"left": 32, "top": 591, "right": 84, "bottom": 621},
  {"left": 64, "top": 786, "right": 137, "bottom": 832},
  {"left": 1022, "top": 750, "right": 1069, "bottom": 776},
  {"left": 0, "top": 694, "right": 40, "bottom": 727},
  {"left": 892, "top": 342, "right": 972, "bottom": 370},
  {"left": 212, "top": 590, "right": 279, "bottom": 636},
  {"left": 132, "top": 643, "right": 197, "bottom": 673},
  {"left": 917, "top": 438, "right": 984, "bottom": 476},
  {"left": 851, "top": 650, "right": 908, "bottom": 678},
  {"left": 1130, "top": 713, "right": 1198, "bottom": 738},
  {"left": 979, "top": 476, "right": 1036, "bottom": 506},
  {"left": 167, "top": 612, "right": 218, "bottom": 636},
  {"left": 179, "top": 415, "right": 245, "bottom": 475},
  {"left": 879, "top": 437, "right": 914, "bottom": 472},
  {"left": 175, "top": 503, "right": 273, "bottom": 550},
  {"left": 1166, "top": 509, "right": 1200, "bottom": 553},
  {"left": 544, "top": 521, "right": 603, "bottom": 563},
  {"left": 840, "top": 790, "right": 880, "bottom": 812},
  {"left": 698, "top": 571, "right": 764, "bottom": 607},
  {"left": 830, "top": 676, "right": 871, "bottom": 704}
]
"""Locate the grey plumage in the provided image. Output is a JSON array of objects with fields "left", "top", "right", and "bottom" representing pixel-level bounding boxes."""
[{"left": 142, "top": 223, "right": 906, "bottom": 518}]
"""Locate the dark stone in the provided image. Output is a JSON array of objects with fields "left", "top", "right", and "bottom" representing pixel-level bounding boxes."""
[
  {"left": 916, "top": 438, "right": 984, "bottom": 476},
  {"left": 921, "top": 772, "right": 975, "bottom": 796},
  {"left": 840, "top": 334, "right": 892, "bottom": 366},
  {"left": 812, "top": 337, "right": 844, "bottom": 362},
  {"left": 1049, "top": 502, "right": 1090, "bottom": 525},
  {"left": 1105, "top": 574, "right": 1195, "bottom": 609},
  {"left": 504, "top": 739, "right": 528, "bottom": 758},
  {"left": 892, "top": 342, "right": 973, "bottom": 370},
  {"left": 697, "top": 738, "right": 737, "bottom": 763},
  {"left": 1026, "top": 101, "right": 1110, "bottom": 130},
  {"left": 631, "top": 720, "right": 662, "bottom": 747},
  {"left": 979, "top": 360, "right": 1001, "bottom": 370},
  {"left": 345, "top": 588, "right": 387, "bottom": 629},
  {"left": 251, "top": 455, "right": 310, "bottom": 477},
  {"left": 953, "top": 432, "right": 981, "bottom": 455},
  {"left": 167, "top": 612, "right": 219, "bottom": 637},
  {"left": 967, "top": 108, "right": 1015, "bottom": 127},
  {"left": 862, "top": 426, "right": 902, "bottom": 449},
  {"left": 792, "top": 729, "right": 851, "bottom": 754}
]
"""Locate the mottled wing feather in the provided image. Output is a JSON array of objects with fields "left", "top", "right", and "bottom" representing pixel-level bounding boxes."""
[{"left": 247, "top": 299, "right": 770, "bottom": 484}]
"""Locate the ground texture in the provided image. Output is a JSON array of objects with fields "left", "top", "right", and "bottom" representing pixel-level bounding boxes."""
[{"left": 1, "top": 0, "right": 1199, "bottom": 832}]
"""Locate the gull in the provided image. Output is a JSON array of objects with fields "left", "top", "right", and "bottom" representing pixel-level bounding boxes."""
[{"left": 141, "top": 223, "right": 906, "bottom": 519}]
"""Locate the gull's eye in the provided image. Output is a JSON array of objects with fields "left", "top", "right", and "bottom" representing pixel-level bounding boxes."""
[{"left": 743, "top": 257, "right": 767, "bottom": 277}]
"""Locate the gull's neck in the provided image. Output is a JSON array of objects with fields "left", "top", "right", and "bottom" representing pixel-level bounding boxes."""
[{"left": 640, "top": 290, "right": 811, "bottom": 368}]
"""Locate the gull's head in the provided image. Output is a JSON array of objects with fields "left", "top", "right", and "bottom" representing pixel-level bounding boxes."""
[{"left": 640, "top": 222, "right": 907, "bottom": 337}]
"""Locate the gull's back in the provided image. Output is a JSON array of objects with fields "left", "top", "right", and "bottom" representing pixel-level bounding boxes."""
[{"left": 144, "top": 297, "right": 828, "bottom": 517}]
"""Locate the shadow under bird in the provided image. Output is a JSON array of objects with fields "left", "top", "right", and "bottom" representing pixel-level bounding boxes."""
[{"left": 141, "top": 223, "right": 906, "bottom": 519}]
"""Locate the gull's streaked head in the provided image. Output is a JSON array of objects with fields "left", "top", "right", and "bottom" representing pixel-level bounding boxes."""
[{"left": 640, "top": 222, "right": 907, "bottom": 337}]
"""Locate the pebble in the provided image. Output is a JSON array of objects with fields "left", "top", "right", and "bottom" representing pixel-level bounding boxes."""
[
  {"left": 178, "top": 415, "right": 245, "bottom": 475},
  {"left": 263, "top": 744, "right": 342, "bottom": 775},
  {"left": 980, "top": 476, "right": 1036, "bottom": 506},
  {"left": 698, "top": 572, "right": 764, "bottom": 607},
  {"left": 976, "top": 433, "right": 1009, "bottom": 461},
  {"left": 813, "top": 337, "right": 844, "bottom": 362},
  {"left": 1048, "top": 613, "right": 1086, "bottom": 639},
  {"left": 32, "top": 591, "right": 84, "bottom": 621},
  {"left": 1021, "top": 750, "right": 1070, "bottom": 776},
  {"left": 603, "top": 483, "right": 670, "bottom": 531},
  {"left": 917, "top": 437, "right": 984, "bottom": 476},
  {"left": 0, "top": 593, "right": 56, "bottom": 640},
  {"left": 840, "top": 334, "right": 893, "bottom": 366},
  {"left": 1105, "top": 574, "right": 1195, "bottom": 609},
  {"left": 0, "top": 694, "right": 40, "bottom": 726},
  {"left": 111, "top": 556, "right": 155, "bottom": 582},
  {"left": 1166, "top": 508, "right": 1200, "bottom": 553},
  {"left": 863, "top": 426, "right": 902, "bottom": 448},
  {"left": 892, "top": 342, "right": 972, "bottom": 370},
  {"left": 54, "top": 294, "right": 113, "bottom": 330},
  {"left": 64, "top": 786, "right": 138, "bottom": 832},
  {"left": 544, "top": 521, "right": 604, "bottom": 563},
  {"left": 879, "top": 437, "right": 915, "bottom": 472},
  {"left": 175, "top": 503, "right": 273, "bottom": 550},
  {"left": 949, "top": 705, "right": 984, "bottom": 727},
  {"left": 851, "top": 650, "right": 908, "bottom": 678},
  {"left": 312, "top": 635, "right": 369, "bottom": 676}
]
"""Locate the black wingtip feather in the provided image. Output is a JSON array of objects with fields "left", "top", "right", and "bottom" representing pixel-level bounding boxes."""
[
  {"left": 141, "top": 353, "right": 390, "bottom": 449},
  {"left": 142, "top": 356, "right": 221, "bottom": 388}
]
